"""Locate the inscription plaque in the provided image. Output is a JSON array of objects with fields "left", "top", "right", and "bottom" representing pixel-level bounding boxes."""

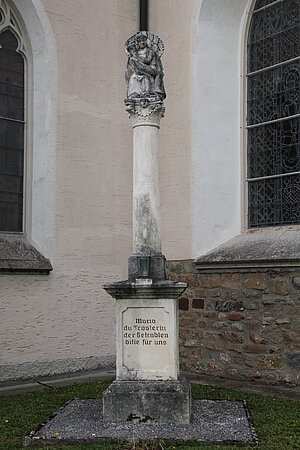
[{"left": 116, "top": 298, "right": 179, "bottom": 380}]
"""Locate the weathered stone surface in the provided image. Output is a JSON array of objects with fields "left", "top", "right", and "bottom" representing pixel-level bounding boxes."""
[
  {"left": 202, "top": 274, "right": 221, "bottom": 289},
  {"left": 212, "top": 321, "right": 227, "bottom": 329},
  {"left": 222, "top": 274, "right": 243, "bottom": 290},
  {"left": 195, "top": 288, "right": 208, "bottom": 298},
  {"left": 201, "top": 311, "right": 217, "bottom": 318},
  {"left": 216, "top": 300, "right": 244, "bottom": 312},
  {"left": 0, "top": 236, "right": 52, "bottom": 273},
  {"left": 246, "top": 321, "right": 261, "bottom": 330},
  {"left": 243, "top": 345, "right": 266, "bottom": 354},
  {"left": 244, "top": 274, "right": 267, "bottom": 290},
  {"left": 258, "top": 356, "right": 282, "bottom": 370},
  {"left": 206, "top": 339, "right": 224, "bottom": 351},
  {"left": 220, "top": 331, "right": 244, "bottom": 344},
  {"left": 168, "top": 259, "right": 300, "bottom": 387},
  {"left": 244, "top": 369, "right": 262, "bottom": 379},
  {"left": 270, "top": 279, "right": 289, "bottom": 296},
  {"left": 184, "top": 339, "right": 201, "bottom": 348},
  {"left": 228, "top": 312, "right": 244, "bottom": 321},
  {"left": 194, "top": 228, "right": 300, "bottom": 269},
  {"left": 262, "top": 295, "right": 276, "bottom": 305},
  {"left": 250, "top": 333, "right": 266, "bottom": 345},
  {"left": 178, "top": 274, "right": 199, "bottom": 287},
  {"left": 245, "top": 302, "right": 260, "bottom": 310},
  {"left": 220, "top": 289, "right": 240, "bottom": 300},
  {"left": 289, "top": 353, "right": 300, "bottom": 368},
  {"left": 218, "top": 312, "right": 227, "bottom": 320},
  {"left": 103, "top": 378, "right": 191, "bottom": 424},
  {"left": 262, "top": 317, "right": 274, "bottom": 325},
  {"left": 282, "top": 331, "right": 300, "bottom": 350},
  {"left": 293, "top": 277, "right": 300, "bottom": 288},
  {"left": 231, "top": 323, "right": 244, "bottom": 331},
  {"left": 276, "top": 318, "right": 290, "bottom": 325}
]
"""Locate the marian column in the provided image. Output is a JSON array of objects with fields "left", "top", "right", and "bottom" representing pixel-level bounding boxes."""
[
  {"left": 103, "top": 31, "right": 190, "bottom": 425},
  {"left": 125, "top": 32, "right": 166, "bottom": 281}
]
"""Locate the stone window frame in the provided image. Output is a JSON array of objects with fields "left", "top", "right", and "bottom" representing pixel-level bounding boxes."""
[{"left": 0, "top": 0, "right": 52, "bottom": 274}]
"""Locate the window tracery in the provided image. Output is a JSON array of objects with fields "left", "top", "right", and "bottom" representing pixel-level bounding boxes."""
[
  {"left": 247, "top": 0, "right": 300, "bottom": 227},
  {"left": 0, "top": 0, "right": 26, "bottom": 232}
]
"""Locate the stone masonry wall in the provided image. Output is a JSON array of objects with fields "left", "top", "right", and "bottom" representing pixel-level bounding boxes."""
[{"left": 167, "top": 260, "right": 300, "bottom": 387}]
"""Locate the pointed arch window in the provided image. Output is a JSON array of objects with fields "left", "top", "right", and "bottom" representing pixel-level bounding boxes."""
[
  {"left": 247, "top": 0, "right": 300, "bottom": 227},
  {"left": 0, "top": 2, "right": 25, "bottom": 232}
]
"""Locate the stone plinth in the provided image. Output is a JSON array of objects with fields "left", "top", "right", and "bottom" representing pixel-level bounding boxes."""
[
  {"left": 103, "top": 378, "right": 191, "bottom": 424},
  {"left": 103, "top": 279, "right": 190, "bottom": 424}
]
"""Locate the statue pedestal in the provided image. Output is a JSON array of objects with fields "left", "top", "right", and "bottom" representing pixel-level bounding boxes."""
[
  {"left": 103, "top": 378, "right": 190, "bottom": 425},
  {"left": 103, "top": 280, "right": 190, "bottom": 424}
]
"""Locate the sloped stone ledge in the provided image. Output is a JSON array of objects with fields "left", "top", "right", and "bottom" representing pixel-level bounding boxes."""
[
  {"left": 194, "top": 227, "right": 300, "bottom": 271},
  {"left": 0, "top": 235, "right": 52, "bottom": 274}
]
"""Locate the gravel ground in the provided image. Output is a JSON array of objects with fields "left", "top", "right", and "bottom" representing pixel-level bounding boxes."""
[{"left": 24, "top": 398, "right": 258, "bottom": 446}]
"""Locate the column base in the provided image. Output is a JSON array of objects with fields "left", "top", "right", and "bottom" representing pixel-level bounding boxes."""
[{"left": 103, "top": 377, "right": 191, "bottom": 424}]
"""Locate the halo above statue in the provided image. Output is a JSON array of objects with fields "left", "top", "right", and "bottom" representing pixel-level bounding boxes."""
[{"left": 125, "top": 31, "right": 164, "bottom": 58}]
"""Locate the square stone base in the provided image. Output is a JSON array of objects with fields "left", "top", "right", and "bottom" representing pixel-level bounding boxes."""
[
  {"left": 103, "top": 377, "right": 191, "bottom": 424},
  {"left": 24, "top": 398, "right": 259, "bottom": 446}
]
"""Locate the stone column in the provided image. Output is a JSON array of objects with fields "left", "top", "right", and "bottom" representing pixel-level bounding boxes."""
[
  {"left": 103, "top": 31, "right": 190, "bottom": 425},
  {"left": 126, "top": 99, "right": 166, "bottom": 281},
  {"left": 131, "top": 100, "right": 163, "bottom": 255}
]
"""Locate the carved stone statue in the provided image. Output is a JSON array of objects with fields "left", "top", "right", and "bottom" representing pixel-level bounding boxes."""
[{"left": 125, "top": 31, "right": 166, "bottom": 101}]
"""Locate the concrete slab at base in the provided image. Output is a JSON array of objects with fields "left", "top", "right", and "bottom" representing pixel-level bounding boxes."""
[
  {"left": 103, "top": 378, "right": 191, "bottom": 424},
  {"left": 24, "top": 398, "right": 258, "bottom": 446}
]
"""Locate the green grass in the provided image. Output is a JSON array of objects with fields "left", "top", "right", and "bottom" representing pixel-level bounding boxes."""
[{"left": 0, "top": 380, "right": 299, "bottom": 449}]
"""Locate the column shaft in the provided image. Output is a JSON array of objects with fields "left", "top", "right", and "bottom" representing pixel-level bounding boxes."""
[{"left": 133, "top": 123, "right": 161, "bottom": 254}]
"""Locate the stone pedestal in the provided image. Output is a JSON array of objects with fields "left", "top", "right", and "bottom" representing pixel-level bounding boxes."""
[
  {"left": 103, "top": 378, "right": 190, "bottom": 424},
  {"left": 103, "top": 280, "right": 190, "bottom": 424}
]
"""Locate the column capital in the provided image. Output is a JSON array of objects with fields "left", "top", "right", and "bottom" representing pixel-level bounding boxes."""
[{"left": 125, "top": 97, "right": 165, "bottom": 128}]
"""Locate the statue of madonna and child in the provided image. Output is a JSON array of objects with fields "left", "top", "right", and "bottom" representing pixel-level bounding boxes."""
[{"left": 125, "top": 31, "right": 166, "bottom": 107}]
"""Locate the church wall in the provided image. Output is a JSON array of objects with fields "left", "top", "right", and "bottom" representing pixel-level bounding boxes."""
[
  {"left": 162, "top": 0, "right": 300, "bottom": 388},
  {"left": 0, "top": 0, "right": 137, "bottom": 381},
  {"left": 150, "top": 0, "right": 196, "bottom": 261},
  {"left": 168, "top": 261, "right": 300, "bottom": 387},
  {"left": 191, "top": 0, "right": 249, "bottom": 258}
]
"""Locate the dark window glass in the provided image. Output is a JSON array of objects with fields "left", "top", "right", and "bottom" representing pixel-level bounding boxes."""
[
  {"left": 247, "top": 0, "right": 300, "bottom": 228},
  {"left": 0, "top": 29, "right": 24, "bottom": 232}
]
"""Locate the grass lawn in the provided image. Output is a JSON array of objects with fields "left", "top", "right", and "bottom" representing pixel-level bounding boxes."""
[{"left": 0, "top": 379, "right": 299, "bottom": 449}]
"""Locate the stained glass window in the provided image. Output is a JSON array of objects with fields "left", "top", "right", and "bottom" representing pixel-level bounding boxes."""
[
  {"left": 0, "top": 29, "right": 25, "bottom": 232},
  {"left": 247, "top": 0, "right": 300, "bottom": 227}
]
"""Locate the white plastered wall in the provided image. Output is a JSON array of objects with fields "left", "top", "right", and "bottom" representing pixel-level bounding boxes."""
[
  {"left": 192, "top": 0, "right": 251, "bottom": 257},
  {"left": 150, "top": 0, "right": 197, "bottom": 261},
  {"left": 0, "top": 0, "right": 137, "bottom": 381}
]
